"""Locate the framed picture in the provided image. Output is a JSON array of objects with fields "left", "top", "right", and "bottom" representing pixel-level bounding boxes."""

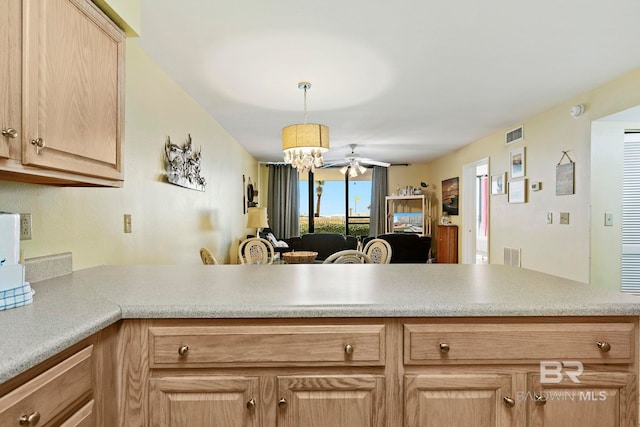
[
  {"left": 509, "top": 147, "right": 526, "bottom": 178},
  {"left": 491, "top": 172, "right": 507, "bottom": 195},
  {"left": 441, "top": 177, "right": 459, "bottom": 215},
  {"left": 508, "top": 178, "right": 527, "bottom": 203}
]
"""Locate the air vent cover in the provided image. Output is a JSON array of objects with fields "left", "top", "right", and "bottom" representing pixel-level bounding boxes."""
[
  {"left": 506, "top": 126, "right": 524, "bottom": 145},
  {"left": 503, "top": 247, "right": 521, "bottom": 267}
]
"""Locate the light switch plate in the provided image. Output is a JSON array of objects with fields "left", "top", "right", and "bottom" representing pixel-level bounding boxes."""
[
  {"left": 124, "top": 214, "right": 132, "bottom": 233},
  {"left": 546, "top": 212, "right": 553, "bottom": 224},
  {"left": 560, "top": 212, "right": 569, "bottom": 225}
]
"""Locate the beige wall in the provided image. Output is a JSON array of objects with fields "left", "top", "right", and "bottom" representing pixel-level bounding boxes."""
[
  {"left": 424, "top": 68, "right": 640, "bottom": 284},
  {"left": 0, "top": 40, "right": 258, "bottom": 268}
]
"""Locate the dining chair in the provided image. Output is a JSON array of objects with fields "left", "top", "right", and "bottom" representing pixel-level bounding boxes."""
[
  {"left": 322, "top": 249, "right": 372, "bottom": 264},
  {"left": 362, "top": 238, "right": 392, "bottom": 264},
  {"left": 238, "top": 237, "right": 275, "bottom": 265},
  {"left": 200, "top": 247, "right": 219, "bottom": 265}
]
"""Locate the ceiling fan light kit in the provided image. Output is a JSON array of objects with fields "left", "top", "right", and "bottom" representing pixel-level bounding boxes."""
[
  {"left": 329, "top": 143, "right": 390, "bottom": 176},
  {"left": 282, "top": 82, "right": 329, "bottom": 173}
]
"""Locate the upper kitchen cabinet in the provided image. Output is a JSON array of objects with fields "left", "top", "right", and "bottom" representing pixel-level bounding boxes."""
[
  {"left": 0, "top": 0, "right": 125, "bottom": 187},
  {"left": 0, "top": 0, "right": 21, "bottom": 161}
]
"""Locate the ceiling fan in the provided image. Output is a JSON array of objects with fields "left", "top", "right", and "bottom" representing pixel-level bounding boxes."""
[{"left": 322, "top": 144, "right": 390, "bottom": 176}]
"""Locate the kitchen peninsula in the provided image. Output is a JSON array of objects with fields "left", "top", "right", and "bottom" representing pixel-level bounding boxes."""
[{"left": 1, "top": 264, "right": 640, "bottom": 426}]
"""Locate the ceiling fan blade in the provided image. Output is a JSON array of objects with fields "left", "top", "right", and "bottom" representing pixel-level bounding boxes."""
[
  {"left": 359, "top": 158, "right": 390, "bottom": 167},
  {"left": 319, "top": 160, "right": 348, "bottom": 168}
]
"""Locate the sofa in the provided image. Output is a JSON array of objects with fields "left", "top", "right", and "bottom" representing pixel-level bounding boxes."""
[
  {"left": 282, "top": 233, "right": 358, "bottom": 261},
  {"left": 363, "top": 233, "right": 432, "bottom": 263}
]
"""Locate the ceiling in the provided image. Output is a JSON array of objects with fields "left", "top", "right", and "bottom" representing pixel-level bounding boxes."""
[{"left": 136, "top": 0, "right": 640, "bottom": 166}]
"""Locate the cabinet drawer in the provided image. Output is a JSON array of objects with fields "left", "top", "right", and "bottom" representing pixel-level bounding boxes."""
[
  {"left": 405, "top": 322, "right": 635, "bottom": 364},
  {"left": 149, "top": 324, "right": 385, "bottom": 368},
  {"left": 0, "top": 346, "right": 93, "bottom": 425}
]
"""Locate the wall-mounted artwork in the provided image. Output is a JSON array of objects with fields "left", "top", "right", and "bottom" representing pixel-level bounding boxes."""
[
  {"left": 491, "top": 172, "right": 507, "bottom": 195},
  {"left": 442, "top": 177, "right": 459, "bottom": 215},
  {"left": 164, "top": 134, "right": 207, "bottom": 191},
  {"left": 556, "top": 151, "right": 575, "bottom": 195},
  {"left": 510, "top": 147, "right": 526, "bottom": 178},
  {"left": 508, "top": 178, "right": 527, "bottom": 203}
]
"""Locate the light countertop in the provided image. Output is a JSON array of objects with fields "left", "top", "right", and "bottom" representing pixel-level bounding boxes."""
[{"left": 2, "top": 263, "right": 640, "bottom": 384}]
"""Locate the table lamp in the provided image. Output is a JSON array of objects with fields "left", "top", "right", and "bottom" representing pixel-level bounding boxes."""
[{"left": 246, "top": 207, "right": 269, "bottom": 237}]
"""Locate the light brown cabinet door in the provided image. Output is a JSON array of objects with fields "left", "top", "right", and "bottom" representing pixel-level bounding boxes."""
[
  {"left": 59, "top": 400, "right": 95, "bottom": 427},
  {"left": 527, "top": 372, "right": 636, "bottom": 427},
  {"left": 277, "top": 375, "right": 385, "bottom": 427},
  {"left": 405, "top": 373, "right": 516, "bottom": 427},
  {"left": 149, "top": 376, "right": 259, "bottom": 427},
  {"left": 0, "top": 0, "right": 21, "bottom": 159},
  {"left": 22, "top": 0, "right": 124, "bottom": 180}
]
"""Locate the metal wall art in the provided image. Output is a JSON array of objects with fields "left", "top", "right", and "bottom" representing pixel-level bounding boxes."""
[{"left": 164, "top": 134, "right": 207, "bottom": 191}]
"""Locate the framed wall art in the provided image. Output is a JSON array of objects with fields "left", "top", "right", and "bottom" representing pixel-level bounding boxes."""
[
  {"left": 442, "top": 177, "right": 459, "bottom": 215},
  {"left": 509, "top": 147, "right": 525, "bottom": 179},
  {"left": 491, "top": 172, "right": 507, "bottom": 195},
  {"left": 508, "top": 178, "right": 527, "bottom": 203}
]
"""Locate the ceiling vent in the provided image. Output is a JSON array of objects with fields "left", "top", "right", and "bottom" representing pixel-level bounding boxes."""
[{"left": 505, "top": 125, "right": 524, "bottom": 145}]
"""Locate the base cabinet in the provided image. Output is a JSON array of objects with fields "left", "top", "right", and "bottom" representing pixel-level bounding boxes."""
[
  {"left": 117, "top": 317, "right": 638, "bottom": 427},
  {"left": 278, "top": 375, "right": 385, "bottom": 427},
  {"left": 150, "top": 376, "right": 259, "bottom": 427},
  {"left": 527, "top": 372, "right": 636, "bottom": 427},
  {"left": 436, "top": 225, "right": 458, "bottom": 263},
  {"left": 405, "top": 373, "right": 515, "bottom": 427},
  {"left": 0, "top": 346, "right": 95, "bottom": 427}
]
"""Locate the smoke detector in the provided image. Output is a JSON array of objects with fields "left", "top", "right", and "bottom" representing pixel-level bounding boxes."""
[{"left": 570, "top": 104, "right": 584, "bottom": 118}]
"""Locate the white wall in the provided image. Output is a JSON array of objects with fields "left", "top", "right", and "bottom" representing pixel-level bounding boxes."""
[
  {"left": 591, "top": 117, "right": 640, "bottom": 290},
  {"left": 0, "top": 40, "right": 258, "bottom": 268}
]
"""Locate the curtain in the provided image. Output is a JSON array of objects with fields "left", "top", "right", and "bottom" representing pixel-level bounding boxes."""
[
  {"left": 369, "top": 166, "right": 388, "bottom": 237},
  {"left": 267, "top": 164, "right": 299, "bottom": 238}
]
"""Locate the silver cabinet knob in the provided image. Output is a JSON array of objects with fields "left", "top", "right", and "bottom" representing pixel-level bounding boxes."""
[
  {"left": 178, "top": 345, "right": 189, "bottom": 356},
  {"left": 534, "top": 394, "right": 547, "bottom": 406},
  {"left": 344, "top": 344, "right": 354, "bottom": 355},
  {"left": 246, "top": 398, "right": 256, "bottom": 410},
  {"left": 19, "top": 411, "right": 40, "bottom": 425},
  {"left": 597, "top": 341, "right": 611, "bottom": 352},
  {"left": 503, "top": 396, "right": 515, "bottom": 408},
  {"left": 1, "top": 128, "right": 17, "bottom": 138},
  {"left": 278, "top": 398, "right": 287, "bottom": 409},
  {"left": 30, "top": 138, "right": 45, "bottom": 154},
  {"left": 439, "top": 342, "right": 450, "bottom": 353}
]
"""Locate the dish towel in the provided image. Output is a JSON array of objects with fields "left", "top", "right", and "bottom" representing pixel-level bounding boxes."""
[{"left": 0, "top": 282, "right": 34, "bottom": 311}]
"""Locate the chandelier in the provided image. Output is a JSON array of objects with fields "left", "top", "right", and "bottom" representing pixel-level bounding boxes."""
[{"left": 282, "top": 82, "right": 329, "bottom": 173}]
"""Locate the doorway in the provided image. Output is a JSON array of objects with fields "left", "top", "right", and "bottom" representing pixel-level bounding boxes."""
[{"left": 462, "top": 158, "right": 490, "bottom": 264}]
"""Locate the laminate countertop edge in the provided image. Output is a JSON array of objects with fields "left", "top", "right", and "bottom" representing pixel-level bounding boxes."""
[{"left": 2, "top": 263, "right": 640, "bottom": 385}]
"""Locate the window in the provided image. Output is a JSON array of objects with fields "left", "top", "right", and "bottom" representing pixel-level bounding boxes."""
[{"left": 298, "top": 168, "right": 372, "bottom": 236}]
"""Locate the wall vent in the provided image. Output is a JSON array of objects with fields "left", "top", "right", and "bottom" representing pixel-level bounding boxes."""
[
  {"left": 506, "top": 125, "right": 524, "bottom": 145},
  {"left": 503, "top": 247, "right": 521, "bottom": 267}
]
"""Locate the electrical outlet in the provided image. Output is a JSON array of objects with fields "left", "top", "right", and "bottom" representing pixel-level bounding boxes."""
[
  {"left": 20, "top": 213, "right": 32, "bottom": 240},
  {"left": 560, "top": 212, "right": 570, "bottom": 225},
  {"left": 604, "top": 213, "right": 614, "bottom": 226},
  {"left": 124, "top": 214, "right": 132, "bottom": 233}
]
